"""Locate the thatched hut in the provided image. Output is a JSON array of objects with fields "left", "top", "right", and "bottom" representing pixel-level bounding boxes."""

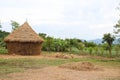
[{"left": 4, "top": 22, "right": 44, "bottom": 55}]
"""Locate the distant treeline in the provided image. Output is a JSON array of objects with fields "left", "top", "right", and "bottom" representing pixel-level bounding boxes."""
[
  {"left": 0, "top": 30, "right": 9, "bottom": 47},
  {"left": 39, "top": 33, "right": 96, "bottom": 52},
  {"left": 0, "top": 30, "right": 120, "bottom": 57},
  {"left": 0, "top": 30, "right": 98, "bottom": 53},
  {"left": 39, "top": 33, "right": 120, "bottom": 57}
]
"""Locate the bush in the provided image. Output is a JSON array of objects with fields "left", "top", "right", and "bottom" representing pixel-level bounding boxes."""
[
  {"left": 70, "top": 47, "right": 80, "bottom": 54},
  {"left": 88, "top": 47, "right": 93, "bottom": 55},
  {"left": 0, "top": 47, "right": 8, "bottom": 54}
]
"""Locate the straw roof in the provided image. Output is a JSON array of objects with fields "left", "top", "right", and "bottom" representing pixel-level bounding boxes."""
[{"left": 4, "top": 22, "right": 44, "bottom": 43}]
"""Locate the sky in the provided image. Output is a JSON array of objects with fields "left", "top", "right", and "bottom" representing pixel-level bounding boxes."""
[{"left": 0, "top": 0, "right": 120, "bottom": 40}]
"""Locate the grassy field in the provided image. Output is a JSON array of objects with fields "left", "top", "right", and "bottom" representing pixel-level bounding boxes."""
[
  {"left": 0, "top": 56, "right": 120, "bottom": 77},
  {"left": 0, "top": 47, "right": 120, "bottom": 58}
]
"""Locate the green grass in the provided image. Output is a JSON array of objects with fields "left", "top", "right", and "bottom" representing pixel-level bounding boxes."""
[
  {"left": 0, "top": 47, "right": 8, "bottom": 54},
  {"left": 0, "top": 47, "right": 120, "bottom": 57},
  {"left": 82, "top": 49, "right": 120, "bottom": 58},
  {"left": 69, "top": 58, "right": 120, "bottom": 68},
  {"left": 0, "top": 58, "right": 67, "bottom": 76},
  {"left": 0, "top": 57, "right": 120, "bottom": 77}
]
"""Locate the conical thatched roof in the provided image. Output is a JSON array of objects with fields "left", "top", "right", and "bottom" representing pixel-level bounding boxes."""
[{"left": 4, "top": 22, "right": 44, "bottom": 43}]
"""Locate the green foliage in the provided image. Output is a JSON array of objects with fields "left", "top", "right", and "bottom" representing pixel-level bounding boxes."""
[
  {"left": 102, "top": 33, "right": 115, "bottom": 57},
  {"left": 87, "top": 47, "right": 93, "bottom": 55},
  {"left": 0, "top": 38, "right": 5, "bottom": 47},
  {"left": 114, "top": 4, "right": 120, "bottom": 44},
  {"left": 0, "top": 47, "right": 8, "bottom": 54},
  {"left": 42, "top": 36, "right": 54, "bottom": 53},
  {"left": 101, "top": 43, "right": 109, "bottom": 50},
  {"left": 113, "top": 45, "right": 120, "bottom": 56},
  {"left": 0, "top": 21, "right": 2, "bottom": 29},
  {"left": 39, "top": 33, "right": 47, "bottom": 39},
  {"left": 100, "top": 47, "right": 104, "bottom": 55},
  {"left": 38, "top": 33, "right": 120, "bottom": 57},
  {"left": 114, "top": 20, "right": 120, "bottom": 34},
  {"left": 0, "top": 30, "right": 119, "bottom": 57},
  {"left": 0, "top": 58, "right": 66, "bottom": 76},
  {"left": 0, "top": 30, "right": 9, "bottom": 38},
  {"left": 0, "top": 30, "right": 9, "bottom": 47},
  {"left": 0, "top": 56, "right": 119, "bottom": 76},
  {"left": 103, "top": 33, "right": 115, "bottom": 47},
  {"left": 84, "top": 41, "right": 97, "bottom": 48},
  {"left": 70, "top": 47, "right": 80, "bottom": 54},
  {"left": 94, "top": 47, "right": 99, "bottom": 55},
  {"left": 40, "top": 33, "right": 84, "bottom": 53},
  {"left": 11, "top": 20, "right": 20, "bottom": 31}
]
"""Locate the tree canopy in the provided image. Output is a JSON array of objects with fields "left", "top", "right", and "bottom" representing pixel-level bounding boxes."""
[
  {"left": 102, "top": 33, "right": 115, "bottom": 56},
  {"left": 114, "top": 4, "right": 120, "bottom": 43},
  {"left": 11, "top": 20, "right": 20, "bottom": 31}
]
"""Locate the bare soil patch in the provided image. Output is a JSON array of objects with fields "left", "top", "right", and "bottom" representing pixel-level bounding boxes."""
[
  {"left": 0, "top": 54, "right": 57, "bottom": 60},
  {"left": 0, "top": 53, "right": 82, "bottom": 59},
  {"left": 59, "top": 62, "right": 103, "bottom": 71},
  {"left": 2, "top": 66, "right": 120, "bottom": 80},
  {"left": 0, "top": 54, "right": 120, "bottom": 80}
]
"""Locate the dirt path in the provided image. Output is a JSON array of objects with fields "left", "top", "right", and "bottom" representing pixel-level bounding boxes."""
[
  {"left": 0, "top": 55, "right": 57, "bottom": 60},
  {"left": 0, "top": 55, "right": 120, "bottom": 80},
  {"left": 2, "top": 66, "right": 120, "bottom": 80}
]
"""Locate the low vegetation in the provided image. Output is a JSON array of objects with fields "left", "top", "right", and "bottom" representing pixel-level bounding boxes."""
[
  {"left": 0, "top": 55, "right": 120, "bottom": 77},
  {"left": 0, "top": 26, "right": 120, "bottom": 57},
  {"left": 0, "top": 47, "right": 8, "bottom": 54}
]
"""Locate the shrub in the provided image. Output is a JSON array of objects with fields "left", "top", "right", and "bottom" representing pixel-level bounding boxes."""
[
  {"left": 88, "top": 47, "right": 93, "bottom": 55},
  {"left": 0, "top": 47, "right": 8, "bottom": 54},
  {"left": 70, "top": 47, "right": 80, "bottom": 54}
]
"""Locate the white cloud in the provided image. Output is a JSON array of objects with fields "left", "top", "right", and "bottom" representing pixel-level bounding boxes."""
[
  {"left": 89, "top": 23, "right": 114, "bottom": 29},
  {"left": 0, "top": 0, "right": 119, "bottom": 40}
]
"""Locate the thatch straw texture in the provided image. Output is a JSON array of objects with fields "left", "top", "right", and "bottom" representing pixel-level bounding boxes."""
[
  {"left": 4, "top": 22, "right": 44, "bottom": 43},
  {"left": 7, "top": 42, "right": 42, "bottom": 55},
  {"left": 4, "top": 22, "right": 44, "bottom": 55}
]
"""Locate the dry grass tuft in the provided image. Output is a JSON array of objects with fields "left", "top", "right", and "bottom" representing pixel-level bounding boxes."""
[
  {"left": 54, "top": 53, "right": 74, "bottom": 59},
  {"left": 59, "top": 62, "right": 103, "bottom": 71}
]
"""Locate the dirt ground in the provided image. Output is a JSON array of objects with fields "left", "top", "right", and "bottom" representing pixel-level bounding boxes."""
[
  {"left": 0, "top": 55, "right": 120, "bottom": 80},
  {"left": 3, "top": 67, "right": 120, "bottom": 80}
]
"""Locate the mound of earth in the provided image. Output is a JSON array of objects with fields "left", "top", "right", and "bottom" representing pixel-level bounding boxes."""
[
  {"left": 54, "top": 53, "right": 74, "bottom": 59},
  {"left": 59, "top": 62, "right": 103, "bottom": 71}
]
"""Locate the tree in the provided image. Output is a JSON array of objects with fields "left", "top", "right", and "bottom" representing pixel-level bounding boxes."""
[
  {"left": 0, "top": 21, "right": 2, "bottom": 29},
  {"left": 114, "top": 20, "right": 120, "bottom": 35},
  {"left": 114, "top": 3, "right": 120, "bottom": 43},
  {"left": 39, "top": 33, "right": 47, "bottom": 39},
  {"left": 100, "top": 43, "right": 109, "bottom": 55},
  {"left": 11, "top": 20, "right": 20, "bottom": 31},
  {"left": 84, "top": 41, "right": 97, "bottom": 48},
  {"left": 87, "top": 47, "right": 93, "bottom": 55},
  {"left": 65, "top": 38, "right": 81, "bottom": 53},
  {"left": 114, "top": 20, "right": 120, "bottom": 44},
  {"left": 45, "top": 36, "right": 54, "bottom": 53},
  {"left": 54, "top": 38, "right": 68, "bottom": 52},
  {"left": 0, "top": 30, "right": 9, "bottom": 47},
  {"left": 78, "top": 42, "right": 84, "bottom": 51},
  {"left": 102, "top": 33, "right": 115, "bottom": 56}
]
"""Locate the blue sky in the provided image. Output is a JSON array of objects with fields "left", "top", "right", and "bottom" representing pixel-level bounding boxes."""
[{"left": 0, "top": 0, "right": 120, "bottom": 40}]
